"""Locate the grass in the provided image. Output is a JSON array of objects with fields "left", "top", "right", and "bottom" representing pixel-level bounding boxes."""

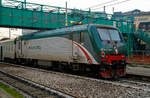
[{"left": 0, "top": 82, "right": 25, "bottom": 98}]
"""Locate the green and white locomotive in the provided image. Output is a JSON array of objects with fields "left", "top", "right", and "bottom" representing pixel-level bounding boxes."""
[{"left": 0, "top": 24, "right": 126, "bottom": 78}]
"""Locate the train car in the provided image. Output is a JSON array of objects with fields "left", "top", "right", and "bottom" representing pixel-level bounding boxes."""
[
  {"left": 1, "top": 24, "right": 126, "bottom": 78},
  {"left": 1, "top": 39, "right": 15, "bottom": 61}
]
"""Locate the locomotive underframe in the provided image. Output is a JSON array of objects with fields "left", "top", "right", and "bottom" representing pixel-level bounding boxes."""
[{"left": 3, "top": 56, "right": 126, "bottom": 79}]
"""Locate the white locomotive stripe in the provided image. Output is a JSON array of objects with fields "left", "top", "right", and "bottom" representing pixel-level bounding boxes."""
[{"left": 73, "top": 41, "right": 98, "bottom": 64}]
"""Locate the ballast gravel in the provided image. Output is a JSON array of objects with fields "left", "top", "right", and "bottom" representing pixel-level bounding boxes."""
[{"left": 0, "top": 65, "right": 150, "bottom": 98}]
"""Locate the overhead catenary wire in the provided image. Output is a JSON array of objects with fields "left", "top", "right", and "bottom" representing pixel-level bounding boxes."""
[
  {"left": 92, "top": 0, "right": 131, "bottom": 10},
  {"left": 84, "top": 0, "right": 119, "bottom": 10}
]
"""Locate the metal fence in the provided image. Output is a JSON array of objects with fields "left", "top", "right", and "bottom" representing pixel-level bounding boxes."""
[{"left": 127, "top": 50, "right": 150, "bottom": 65}]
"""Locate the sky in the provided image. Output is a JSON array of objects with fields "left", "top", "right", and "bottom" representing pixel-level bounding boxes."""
[
  {"left": 20, "top": 0, "right": 150, "bottom": 14},
  {"left": 2, "top": 0, "right": 150, "bottom": 14}
]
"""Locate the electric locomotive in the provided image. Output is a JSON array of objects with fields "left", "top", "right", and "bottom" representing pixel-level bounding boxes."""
[{"left": 0, "top": 24, "right": 126, "bottom": 78}]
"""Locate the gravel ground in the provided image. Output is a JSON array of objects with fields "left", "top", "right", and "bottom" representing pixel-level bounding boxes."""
[
  {"left": 0, "top": 88, "right": 13, "bottom": 98},
  {"left": 0, "top": 64, "right": 150, "bottom": 98}
]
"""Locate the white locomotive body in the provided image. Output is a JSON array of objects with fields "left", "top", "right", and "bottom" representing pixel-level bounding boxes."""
[{"left": 0, "top": 24, "right": 126, "bottom": 78}]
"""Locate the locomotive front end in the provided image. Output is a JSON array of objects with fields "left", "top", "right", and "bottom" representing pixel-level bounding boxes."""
[
  {"left": 98, "top": 28, "right": 126, "bottom": 78},
  {"left": 90, "top": 25, "right": 127, "bottom": 79}
]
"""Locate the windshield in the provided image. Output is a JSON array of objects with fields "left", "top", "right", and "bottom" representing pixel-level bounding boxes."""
[{"left": 97, "top": 28, "right": 121, "bottom": 41}]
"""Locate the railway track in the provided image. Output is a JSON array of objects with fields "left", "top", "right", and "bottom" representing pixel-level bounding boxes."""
[
  {"left": 118, "top": 79, "right": 150, "bottom": 91},
  {"left": 126, "top": 74, "right": 150, "bottom": 82},
  {"left": 115, "top": 74, "right": 150, "bottom": 92},
  {"left": 0, "top": 64, "right": 73, "bottom": 98},
  {"left": 0, "top": 62, "right": 150, "bottom": 97}
]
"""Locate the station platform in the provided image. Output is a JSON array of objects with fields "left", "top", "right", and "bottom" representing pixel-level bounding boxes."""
[{"left": 127, "top": 64, "right": 150, "bottom": 77}]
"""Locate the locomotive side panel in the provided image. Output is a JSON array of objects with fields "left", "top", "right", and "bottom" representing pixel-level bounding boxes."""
[
  {"left": 22, "top": 37, "right": 73, "bottom": 62},
  {"left": 20, "top": 37, "right": 96, "bottom": 64}
]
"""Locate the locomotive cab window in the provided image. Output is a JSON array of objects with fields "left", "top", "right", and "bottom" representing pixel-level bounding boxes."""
[
  {"left": 109, "top": 30, "right": 121, "bottom": 41},
  {"left": 97, "top": 28, "right": 121, "bottom": 41},
  {"left": 97, "top": 29, "right": 110, "bottom": 40}
]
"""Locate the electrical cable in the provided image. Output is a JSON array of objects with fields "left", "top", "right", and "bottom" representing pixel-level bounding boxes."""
[
  {"left": 92, "top": 0, "right": 131, "bottom": 10},
  {"left": 84, "top": 0, "right": 119, "bottom": 10}
]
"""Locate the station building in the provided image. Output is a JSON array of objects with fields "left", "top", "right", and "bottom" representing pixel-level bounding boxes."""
[
  {"left": 115, "top": 9, "right": 150, "bottom": 50},
  {"left": 114, "top": 9, "right": 150, "bottom": 33},
  {"left": 0, "top": 27, "right": 22, "bottom": 40},
  {"left": 0, "top": 28, "right": 38, "bottom": 40}
]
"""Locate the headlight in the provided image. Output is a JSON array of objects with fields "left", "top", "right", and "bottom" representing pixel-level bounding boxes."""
[{"left": 101, "top": 51, "right": 105, "bottom": 57}]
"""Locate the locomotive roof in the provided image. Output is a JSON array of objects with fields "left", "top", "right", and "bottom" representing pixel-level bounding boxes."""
[{"left": 19, "top": 24, "right": 117, "bottom": 40}]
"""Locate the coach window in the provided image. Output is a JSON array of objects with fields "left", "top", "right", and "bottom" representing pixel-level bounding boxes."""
[
  {"left": 8, "top": 44, "right": 10, "bottom": 52},
  {"left": 11, "top": 44, "right": 13, "bottom": 52},
  {"left": 3, "top": 45, "right": 6, "bottom": 52},
  {"left": 6, "top": 45, "right": 7, "bottom": 51},
  {"left": 18, "top": 41, "right": 21, "bottom": 49},
  {"left": 9, "top": 44, "right": 11, "bottom": 52}
]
